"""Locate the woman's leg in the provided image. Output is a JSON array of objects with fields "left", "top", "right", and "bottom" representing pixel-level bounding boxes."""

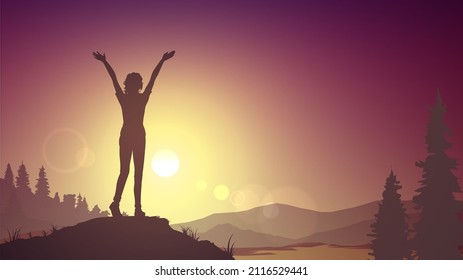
[
  {"left": 133, "top": 133, "right": 146, "bottom": 213},
  {"left": 113, "top": 136, "right": 132, "bottom": 206}
]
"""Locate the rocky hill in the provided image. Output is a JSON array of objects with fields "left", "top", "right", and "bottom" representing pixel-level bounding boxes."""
[{"left": 0, "top": 217, "right": 233, "bottom": 260}]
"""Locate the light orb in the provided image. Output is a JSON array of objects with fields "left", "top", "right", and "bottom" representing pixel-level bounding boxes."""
[{"left": 214, "top": 184, "right": 230, "bottom": 200}]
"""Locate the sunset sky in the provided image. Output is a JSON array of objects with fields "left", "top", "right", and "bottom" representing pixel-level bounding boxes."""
[{"left": 2, "top": 0, "right": 462, "bottom": 223}]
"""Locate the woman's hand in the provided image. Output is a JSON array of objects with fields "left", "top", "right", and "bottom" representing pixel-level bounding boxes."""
[
  {"left": 92, "top": 51, "right": 123, "bottom": 94},
  {"left": 161, "top": 51, "right": 175, "bottom": 62},
  {"left": 93, "top": 51, "right": 107, "bottom": 62}
]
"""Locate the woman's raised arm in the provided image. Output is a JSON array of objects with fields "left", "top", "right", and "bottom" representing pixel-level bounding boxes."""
[
  {"left": 93, "top": 51, "right": 123, "bottom": 95},
  {"left": 143, "top": 51, "right": 175, "bottom": 95}
]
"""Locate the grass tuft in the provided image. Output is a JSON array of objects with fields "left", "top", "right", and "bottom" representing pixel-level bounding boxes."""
[
  {"left": 180, "top": 226, "right": 200, "bottom": 241},
  {"left": 222, "top": 234, "right": 235, "bottom": 258},
  {"left": 7, "top": 227, "right": 22, "bottom": 242},
  {"left": 50, "top": 225, "right": 59, "bottom": 233}
]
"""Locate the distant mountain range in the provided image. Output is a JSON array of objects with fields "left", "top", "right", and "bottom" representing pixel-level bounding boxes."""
[{"left": 174, "top": 201, "right": 422, "bottom": 248}]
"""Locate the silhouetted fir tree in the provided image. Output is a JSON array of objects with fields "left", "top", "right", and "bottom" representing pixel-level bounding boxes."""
[
  {"left": 0, "top": 178, "right": 4, "bottom": 214},
  {"left": 412, "top": 92, "right": 463, "bottom": 259},
  {"left": 3, "top": 163, "right": 15, "bottom": 191},
  {"left": 369, "top": 170, "right": 408, "bottom": 259},
  {"left": 62, "top": 194, "right": 76, "bottom": 211},
  {"left": 35, "top": 166, "right": 50, "bottom": 198},
  {"left": 76, "top": 195, "right": 89, "bottom": 215},
  {"left": 1, "top": 164, "right": 16, "bottom": 214},
  {"left": 53, "top": 192, "right": 60, "bottom": 204},
  {"left": 90, "top": 204, "right": 102, "bottom": 216},
  {"left": 76, "top": 193, "right": 83, "bottom": 209},
  {"left": 4, "top": 189, "right": 23, "bottom": 218},
  {"left": 82, "top": 197, "right": 89, "bottom": 211},
  {"left": 15, "top": 162, "right": 32, "bottom": 194}
]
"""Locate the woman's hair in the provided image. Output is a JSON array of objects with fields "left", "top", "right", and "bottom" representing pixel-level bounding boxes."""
[{"left": 123, "top": 72, "right": 143, "bottom": 94}]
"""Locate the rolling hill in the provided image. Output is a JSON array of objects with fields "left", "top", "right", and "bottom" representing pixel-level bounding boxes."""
[
  {"left": 175, "top": 201, "right": 381, "bottom": 240},
  {"left": 175, "top": 200, "right": 422, "bottom": 247},
  {"left": 199, "top": 223, "right": 294, "bottom": 248}
]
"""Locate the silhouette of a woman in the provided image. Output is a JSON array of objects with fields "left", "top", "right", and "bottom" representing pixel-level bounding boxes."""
[{"left": 93, "top": 50, "right": 175, "bottom": 217}]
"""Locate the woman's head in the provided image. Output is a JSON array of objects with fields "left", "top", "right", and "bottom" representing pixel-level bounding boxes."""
[{"left": 124, "top": 72, "right": 143, "bottom": 94}]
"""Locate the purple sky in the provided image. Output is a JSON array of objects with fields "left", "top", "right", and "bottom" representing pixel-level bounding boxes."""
[{"left": 1, "top": 0, "right": 462, "bottom": 221}]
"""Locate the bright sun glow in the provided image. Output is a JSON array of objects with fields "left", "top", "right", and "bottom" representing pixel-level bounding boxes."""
[{"left": 151, "top": 149, "right": 180, "bottom": 177}]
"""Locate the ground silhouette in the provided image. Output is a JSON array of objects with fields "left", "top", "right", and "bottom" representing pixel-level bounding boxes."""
[{"left": 0, "top": 216, "right": 233, "bottom": 260}]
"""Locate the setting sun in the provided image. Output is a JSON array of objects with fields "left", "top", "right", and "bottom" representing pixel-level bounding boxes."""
[{"left": 151, "top": 149, "right": 180, "bottom": 177}]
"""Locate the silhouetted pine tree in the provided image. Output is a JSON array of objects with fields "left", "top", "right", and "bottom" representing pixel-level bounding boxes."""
[
  {"left": 412, "top": 92, "right": 463, "bottom": 259},
  {"left": 53, "top": 192, "right": 60, "bottom": 204},
  {"left": 76, "top": 194, "right": 89, "bottom": 215},
  {"left": 62, "top": 194, "right": 76, "bottom": 211},
  {"left": 4, "top": 189, "right": 23, "bottom": 218},
  {"left": 76, "top": 193, "right": 83, "bottom": 208},
  {"left": 82, "top": 197, "right": 89, "bottom": 211},
  {"left": 90, "top": 205, "right": 102, "bottom": 216},
  {"left": 1, "top": 164, "right": 16, "bottom": 214},
  {"left": 1, "top": 164, "right": 23, "bottom": 219},
  {"left": 369, "top": 170, "right": 408, "bottom": 259},
  {"left": 35, "top": 166, "right": 50, "bottom": 198},
  {"left": 3, "top": 163, "right": 15, "bottom": 191},
  {"left": 15, "top": 162, "right": 31, "bottom": 193}
]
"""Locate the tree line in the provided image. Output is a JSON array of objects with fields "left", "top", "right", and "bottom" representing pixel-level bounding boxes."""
[
  {"left": 0, "top": 162, "right": 109, "bottom": 236},
  {"left": 369, "top": 93, "right": 463, "bottom": 259}
]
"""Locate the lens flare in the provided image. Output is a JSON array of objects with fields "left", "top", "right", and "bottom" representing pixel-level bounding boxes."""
[
  {"left": 214, "top": 184, "right": 230, "bottom": 200},
  {"left": 196, "top": 179, "right": 208, "bottom": 191},
  {"left": 230, "top": 191, "right": 246, "bottom": 206},
  {"left": 42, "top": 127, "right": 88, "bottom": 173}
]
